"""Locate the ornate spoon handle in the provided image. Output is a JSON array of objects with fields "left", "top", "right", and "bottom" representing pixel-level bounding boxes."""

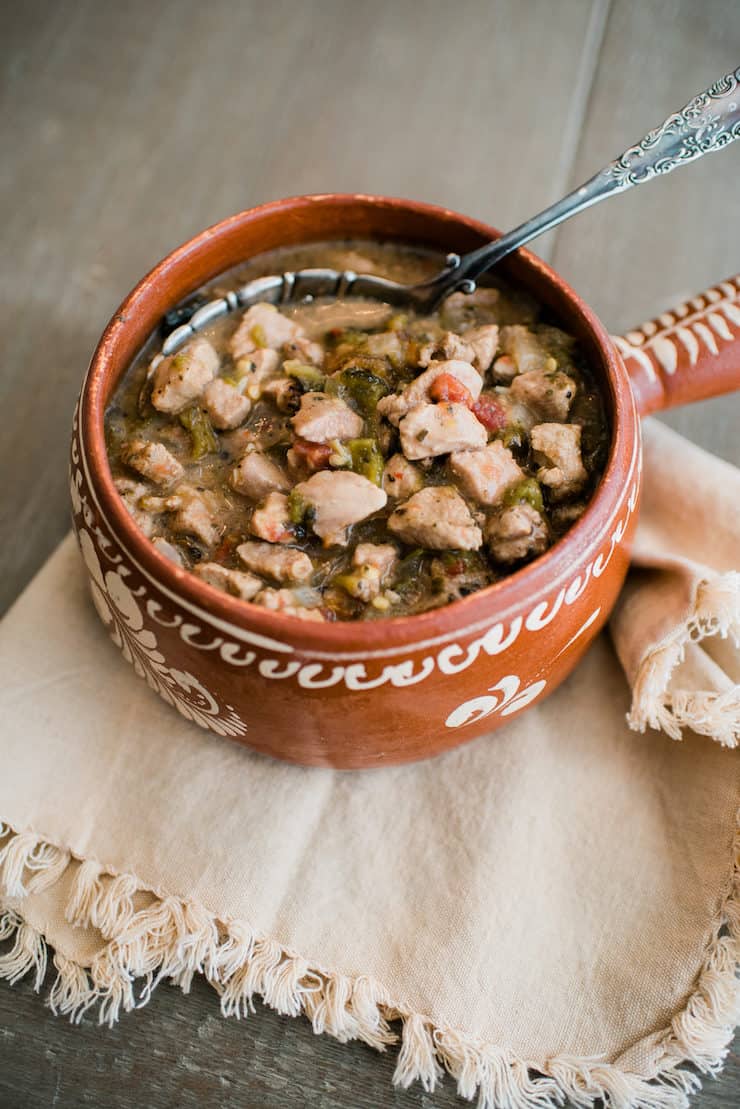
[
  {"left": 445, "top": 67, "right": 740, "bottom": 301},
  {"left": 603, "top": 68, "right": 740, "bottom": 186}
]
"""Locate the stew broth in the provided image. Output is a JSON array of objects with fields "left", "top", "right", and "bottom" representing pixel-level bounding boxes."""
[{"left": 105, "top": 241, "right": 609, "bottom": 621}]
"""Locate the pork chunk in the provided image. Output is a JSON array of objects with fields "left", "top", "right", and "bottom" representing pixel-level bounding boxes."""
[
  {"left": 230, "top": 303, "right": 304, "bottom": 360},
  {"left": 499, "top": 326, "right": 554, "bottom": 375},
  {"left": 202, "top": 378, "right": 251, "bottom": 430},
  {"left": 382, "top": 453, "right": 422, "bottom": 499},
  {"left": 363, "top": 331, "right": 405, "bottom": 362},
  {"left": 122, "top": 440, "right": 184, "bottom": 486},
  {"left": 387, "top": 486, "right": 482, "bottom": 550},
  {"left": 530, "top": 422, "right": 588, "bottom": 500},
  {"left": 291, "top": 392, "right": 364, "bottom": 443},
  {"left": 230, "top": 451, "right": 289, "bottom": 500},
  {"left": 336, "top": 563, "right": 384, "bottom": 602},
  {"left": 491, "top": 355, "right": 518, "bottom": 384},
  {"left": 151, "top": 536, "right": 184, "bottom": 566},
  {"left": 114, "top": 478, "right": 156, "bottom": 538},
  {"left": 418, "top": 332, "right": 476, "bottom": 368},
  {"left": 194, "top": 562, "right": 263, "bottom": 601},
  {"left": 150, "top": 338, "right": 219, "bottom": 414},
  {"left": 510, "top": 368, "right": 576, "bottom": 421},
  {"left": 261, "top": 376, "right": 301, "bottom": 413},
  {"left": 412, "top": 360, "right": 483, "bottom": 402},
  {"left": 143, "top": 485, "right": 221, "bottom": 547},
  {"left": 170, "top": 487, "right": 221, "bottom": 547},
  {"left": 399, "top": 403, "right": 487, "bottom": 460},
  {"left": 449, "top": 441, "right": 523, "bottom": 506},
  {"left": 486, "top": 504, "right": 548, "bottom": 563},
  {"left": 352, "top": 543, "right": 398, "bottom": 580},
  {"left": 462, "top": 325, "right": 499, "bottom": 373},
  {"left": 254, "top": 587, "right": 325, "bottom": 621},
  {"left": 282, "top": 336, "right": 324, "bottom": 366},
  {"left": 378, "top": 360, "right": 482, "bottom": 426},
  {"left": 222, "top": 410, "right": 291, "bottom": 458},
  {"left": 443, "top": 286, "right": 501, "bottom": 327},
  {"left": 250, "top": 491, "right": 294, "bottom": 544},
  {"left": 237, "top": 540, "right": 313, "bottom": 583},
  {"left": 495, "top": 388, "right": 538, "bottom": 431},
  {"left": 234, "top": 348, "right": 282, "bottom": 401},
  {"left": 293, "top": 470, "right": 387, "bottom": 547}
]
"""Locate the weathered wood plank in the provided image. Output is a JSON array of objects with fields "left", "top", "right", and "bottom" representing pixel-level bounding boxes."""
[
  {"left": 1, "top": 969, "right": 448, "bottom": 1109},
  {"left": 1, "top": 966, "right": 738, "bottom": 1109},
  {"left": 0, "top": 0, "right": 601, "bottom": 617},
  {"left": 550, "top": 0, "right": 740, "bottom": 465}
]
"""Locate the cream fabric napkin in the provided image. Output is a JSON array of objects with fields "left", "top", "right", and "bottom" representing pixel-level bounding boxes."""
[{"left": 1, "top": 419, "right": 738, "bottom": 1109}]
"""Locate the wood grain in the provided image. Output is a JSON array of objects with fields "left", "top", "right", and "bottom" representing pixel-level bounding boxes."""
[
  {"left": 0, "top": 964, "right": 738, "bottom": 1109},
  {"left": 0, "top": 0, "right": 605, "bottom": 617},
  {"left": 1, "top": 0, "right": 738, "bottom": 1105},
  {"left": 550, "top": 0, "right": 740, "bottom": 463}
]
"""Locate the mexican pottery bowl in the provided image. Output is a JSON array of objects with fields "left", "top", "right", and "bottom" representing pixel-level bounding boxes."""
[{"left": 71, "top": 195, "right": 740, "bottom": 767}]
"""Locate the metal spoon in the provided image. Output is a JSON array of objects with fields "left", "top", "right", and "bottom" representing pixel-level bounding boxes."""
[{"left": 157, "top": 67, "right": 740, "bottom": 361}]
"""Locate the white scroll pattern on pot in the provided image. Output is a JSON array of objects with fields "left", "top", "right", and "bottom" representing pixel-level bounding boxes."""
[
  {"left": 72, "top": 406, "right": 640, "bottom": 708},
  {"left": 444, "top": 604, "right": 602, "bottom": 730},
  {"left": 77, "top": 525, "right": 248, "bottom": 737},
  {"left": 445, "top": 676, "right": 548, "bottom": 730},
  {"left": 612, "top": 274, "right": 740, "bottom": 377}
]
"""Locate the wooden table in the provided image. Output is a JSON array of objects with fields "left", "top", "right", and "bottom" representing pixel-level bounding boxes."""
[{"left": 1, "top": 2, "right": 738, "bottom": 1105}]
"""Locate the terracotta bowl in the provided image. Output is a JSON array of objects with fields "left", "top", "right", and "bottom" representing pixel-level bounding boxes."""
[{"left": 70, "top": 195, "right": 740, "bottom": 767}]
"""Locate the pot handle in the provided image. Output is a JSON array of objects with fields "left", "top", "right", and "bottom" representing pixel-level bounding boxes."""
[{"left": 613, "top": 275, "right": 740, "bottom": 416}]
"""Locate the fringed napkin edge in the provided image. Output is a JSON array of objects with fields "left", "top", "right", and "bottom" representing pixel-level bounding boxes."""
[
  {"left": 627, "top": 571, "right": 740, "bottom": 748},
  {"left": 1, "top": 817, "right": 738, "bottom": 1109}
]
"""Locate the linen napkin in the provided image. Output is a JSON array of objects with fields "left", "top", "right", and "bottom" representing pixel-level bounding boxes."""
[{"left": 0, "top": 419, "right": 738, "bottom": 1109}]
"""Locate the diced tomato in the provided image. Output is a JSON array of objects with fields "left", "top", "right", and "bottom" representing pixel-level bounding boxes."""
[
  {"left": 292, "top": 437, "right": 333, "bottom": 470},
  {"left": 429, "top": 373, "right": 473, "bottom": 406},
  {"left": 471, "top": 394, "right": 507, "bottom": 432},
  {"left": 444, "top": 557, "right": 467, "bottom": 576},
  {"left": 266, "top": 522, "right": 294, "bottom": 543}
]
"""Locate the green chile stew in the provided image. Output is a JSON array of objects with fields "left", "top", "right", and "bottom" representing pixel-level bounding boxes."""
[{"left": 105, "top": 242, "right": 609, "bottom": 622}]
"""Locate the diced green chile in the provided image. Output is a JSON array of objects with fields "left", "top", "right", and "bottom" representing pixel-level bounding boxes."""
[
  {"left": 329, "top": 328, "right": 367, "bottom": 349},
  {"left": 288, "top": 490, "right": 308, "bottom": 525},
  {"left": 503, "top": 478, "right": 545, "bottom": 514},
  {"left": 394, "top": 548, "right": 426, "bottom": 583},
  {"left": 346, "top": 438, "right": 384, "bottom": 486},
  {"left": 283, "top": 360, "right": 327, "bottom": 392},
  {"left": 334, "top": 367, "right": 390, "bottom": 417},
  {"left": 496, "top": 423, "right": 527, "bottom": 459},
  {"left": 392, "top": 548, "right": 429, "bottom": 601},
  {"left": 286, "top": 492, "right": 317, "bottom": 541},
  {"left": 179, "top": 404, "right": 218, "bottom": 459}
]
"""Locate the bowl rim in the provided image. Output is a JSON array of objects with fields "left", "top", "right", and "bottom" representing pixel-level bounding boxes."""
[{"left": 78, "top": 193, "right": 638, "bottom": 656}]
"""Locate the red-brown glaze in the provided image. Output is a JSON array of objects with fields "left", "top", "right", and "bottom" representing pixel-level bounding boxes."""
[
  {"left": 73, "top": 195, "right": 644, "bottom": 768},
  {"left": 614, "top": 275, "right": 740, "bottom": 416}
]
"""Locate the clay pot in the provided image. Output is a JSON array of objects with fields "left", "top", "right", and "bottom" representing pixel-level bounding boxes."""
[{"left": 71, "top": 195, "right": 740, "bottom": 767}]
